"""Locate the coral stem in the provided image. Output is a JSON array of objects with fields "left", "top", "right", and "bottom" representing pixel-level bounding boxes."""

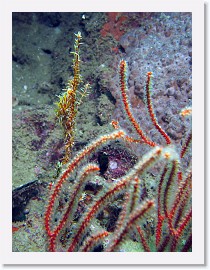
[
  {"left": 119, "top": 60, "right": 156, "bottom": 147},
  {"left": 146, "top": 72, "right": 171, "bottom": 145}
]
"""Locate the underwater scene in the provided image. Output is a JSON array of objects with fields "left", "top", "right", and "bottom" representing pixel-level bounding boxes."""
[{"left": 12, "top": 12, "right": 192, "bottom": 252}]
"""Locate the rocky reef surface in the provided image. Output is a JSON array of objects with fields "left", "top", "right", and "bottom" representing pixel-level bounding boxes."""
[{"left": 12, "top": 12, "right": 191, "bottom": 252}]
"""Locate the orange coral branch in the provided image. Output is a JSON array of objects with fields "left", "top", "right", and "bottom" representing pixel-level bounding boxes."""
[
  {"left": 180, "top": 132, "right": 192, "bottom": 158},
  {"left": 45, "top": 130, "right": 125, "bottom": 241},
  {"left": 119, "top": 60, "right": 156, "bottom": 147},
  {"left": 106, "top": 200, "right": 154, "bottom": 251},
  {"left": 80, "top": 231, "right": 109, "bottom": 252},
  {"left": 146, "top": 72, "right": 171, "bottom": 145},
  {"left": 136, "top": 225, "right": 151, "bottom": 252}
]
